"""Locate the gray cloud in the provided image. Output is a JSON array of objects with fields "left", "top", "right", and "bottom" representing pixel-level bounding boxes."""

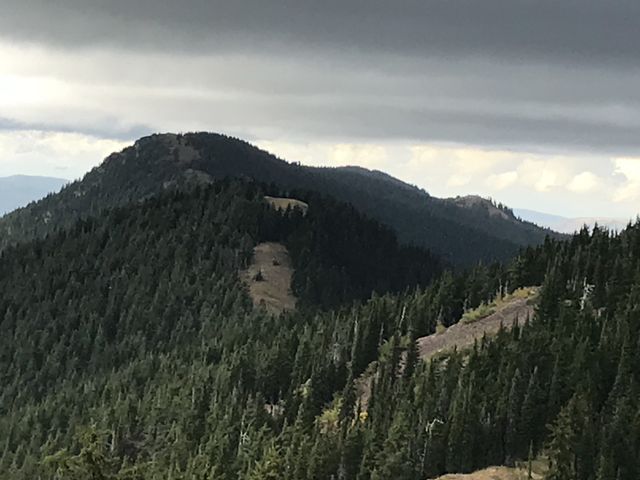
[
  {"left": 0, "top": 116, "right": 152, "bottom": 141},
  {"left": 1, "top": 0, "right": 640, "bottom": 157},
  {"left": 2, "top": 1, "right": 640, "bottom": 66}
]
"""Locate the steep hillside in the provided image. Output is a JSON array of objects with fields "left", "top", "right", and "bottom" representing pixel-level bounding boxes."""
[
  {"left": 0, "top": 175, "right": 67, "bottom": 215},
  {"left": 0, "top": 169, "right": 638, "bottom": 479},
  {"left": 0, "top": 132, "right": 556, "bottom": 265},
  {"left": 0, "top": 179, "right": 443, "bottom": 479}
]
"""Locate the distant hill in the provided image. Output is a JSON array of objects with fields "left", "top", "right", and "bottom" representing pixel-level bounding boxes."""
[
  {"left": 0, "top": 175, "right": 67, "bottom": 216},
  {"left": 0, "top": 133, "right": 558, "bottom": 265},
  {"left": 514, "top": 207, "right": 632, "bottom": 233}
]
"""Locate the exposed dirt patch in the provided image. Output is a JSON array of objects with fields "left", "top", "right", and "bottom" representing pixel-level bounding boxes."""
[
  {"left": 431, "top": 459, "right": 547, "bottom": 480},
  {"left": 241, "top": 242, "right": 297, "bottom": 314},
  {"left": 417, "top": 290, "right": 537, "bottom": 361},
  {"left": 265, "top": 196, "right": 309, "bottom": 215},
  {"left": 434, "top": 467, "right": 525, "bottom": 480}
]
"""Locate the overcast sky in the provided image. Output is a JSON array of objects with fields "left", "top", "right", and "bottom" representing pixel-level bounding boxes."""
[{"left": 1, "top": 0, "right": 639, "bottom": 218}]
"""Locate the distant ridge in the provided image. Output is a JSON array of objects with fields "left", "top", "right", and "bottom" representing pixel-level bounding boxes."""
[
  {"left": 0, "top": 175, "right": 68, "bottom": 216},
  {"left": 0, "top": 132, "right": 559, "bottom": 265},
  {"left": 514, "top": 208, "right": 632, "bottom": 233}
]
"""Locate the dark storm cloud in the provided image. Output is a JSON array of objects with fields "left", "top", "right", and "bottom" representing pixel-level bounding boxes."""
[
  {"left": 2, "top": 0, "right": 639, "bottom": 66},
  {"left": 2, "top": 0, "right": 640, "bottom": 156}
]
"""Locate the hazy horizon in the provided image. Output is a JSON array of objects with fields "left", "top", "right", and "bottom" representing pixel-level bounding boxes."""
[{"left": 0, "top": 157, "right": 635, "bottom": 226}]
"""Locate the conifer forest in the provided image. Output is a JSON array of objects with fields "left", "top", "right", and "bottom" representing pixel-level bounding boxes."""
[{"left": 0, "top": 174, "right": 638, "bottom": 480}]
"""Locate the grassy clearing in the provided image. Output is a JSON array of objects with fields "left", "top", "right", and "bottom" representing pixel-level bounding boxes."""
[
  {"left": 461, "top": 303, "right": 497, "bottom": 324},
  {"left": 461, "top": 288, "right": 538, "bottom": 324},
  {"left": 264, "top": 196, "right": 309, "bottom": 214}
]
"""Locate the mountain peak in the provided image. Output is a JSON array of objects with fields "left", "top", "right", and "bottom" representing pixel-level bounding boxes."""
[
  {"left": 448, "top": 195, "right": 514, "bottom": 221},
  {"left": 130, "top": 132, "right": 202, "bottom": 165},
  {"left": 0, "top": 132, "right": 556, "bottom": 265}
]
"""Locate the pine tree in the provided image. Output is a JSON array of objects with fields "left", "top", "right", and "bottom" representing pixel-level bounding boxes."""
[{"left": 247, "top": 443, "right": 284, "bottom": 480}]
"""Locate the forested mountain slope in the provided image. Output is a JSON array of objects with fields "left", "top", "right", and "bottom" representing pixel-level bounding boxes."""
[
  {"left": 0, "top": 163, "right": 638, "bottom": 479},
  {"left": 0, "top": 179, "right": 499, "bottom": 480},
  {"left": 0, "top": 132, "right": 557, "bottom": 265}
]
